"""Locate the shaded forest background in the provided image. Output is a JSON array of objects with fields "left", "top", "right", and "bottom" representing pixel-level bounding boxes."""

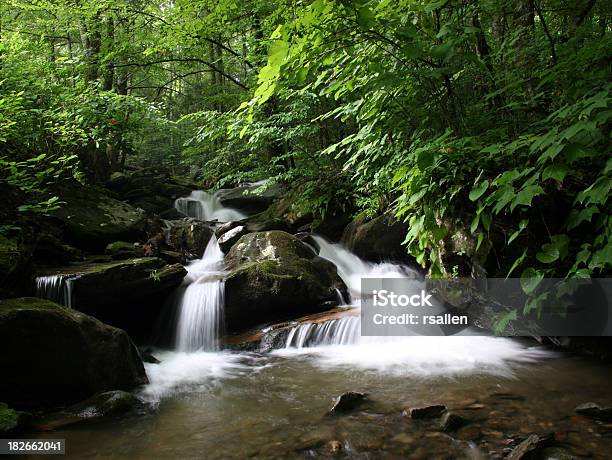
[{"left": 1, "top": 0, "right": 610, "bottom": 281}]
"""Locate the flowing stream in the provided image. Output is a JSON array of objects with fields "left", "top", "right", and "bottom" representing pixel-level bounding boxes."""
[{"left": 29, "top": 191, "right": 612, "bottom": 459}]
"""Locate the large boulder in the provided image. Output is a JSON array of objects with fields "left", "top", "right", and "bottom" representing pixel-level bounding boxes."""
[
  {"left": 165, "top": 219, "right": 214, "bottom": 257},
  {"left": 49, "top": 181, "right": 147, "bottom": 251},
  {"left": 0, "top": 297, "right": 148, "bottom": 408},
  {"left": 224, "top": 231, "right": 346, "bottom": 332},
  {"left": 341, "top": 212, "right": 411, "bottom": 263},
  {"left": 216, "top": 182, "right": 286, "bottom": 215},
  {"left": 35, "top": 258, "right": 186, "bottom": 340}
]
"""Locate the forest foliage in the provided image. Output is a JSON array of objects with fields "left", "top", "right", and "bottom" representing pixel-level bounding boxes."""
[{"left": 0, "top": 0, "right": 610, "bottom": 282}]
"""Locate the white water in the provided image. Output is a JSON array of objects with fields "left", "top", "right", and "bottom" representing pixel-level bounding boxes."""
[
  {"left": 175, "top": 190, "right": 245, "bottom": 222},
  {"left": 174, "top": 236, "right": 226, "bottom": 351},
  {"left": 278, "top": 235, "right": 554, "bottom": 375},
  {"left": 35, "top": 275, "right": 75, "bottom": 308}
]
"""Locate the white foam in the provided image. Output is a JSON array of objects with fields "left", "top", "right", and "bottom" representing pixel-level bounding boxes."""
[
  {"left": 141, "top": 351, "right": 250, "bottom": 402},
  {"left": 274, "top": 336, "right": 553, "bottom": 378}
]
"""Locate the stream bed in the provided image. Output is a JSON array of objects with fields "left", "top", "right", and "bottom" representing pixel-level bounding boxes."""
[{"left": 29, "top": 339, "right": 612, "bottom": 459}]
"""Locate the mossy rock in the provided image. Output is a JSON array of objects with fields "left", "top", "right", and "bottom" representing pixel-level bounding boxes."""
[
  {"left": 105, "top": 241, "right": 142, "bottom": 260},
  {"left": 50, "top": 181, "right": 147, "bottom": 251},
  {"left": 341, "top": 212, "right": 413, "bottom": 264},
  {"left": 36, "top": 258, "right": 186, "bottom": 340},
  {"left": 0, "top": 298, "right": 148, "bottom": 408},
  {"left": 224, "top": 231, "right": 346, "bottom": 332}
]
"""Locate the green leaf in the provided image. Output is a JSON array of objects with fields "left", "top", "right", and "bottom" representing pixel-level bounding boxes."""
[
  {"left": 508, "top": 219, "right": 528, "bottom": 245},
  {"left": 520, "top": 267, "right": 544, "bottom": 294},
  {"left": 469, "top": 180, "right": 488, "bottom": 201},
  {"left": 542, "top": 163, "right": 569, "bottom": 182},
  {"left": 494, "top": 309, "right": 517, "bottom": 335},
  {"left": 510, "top": 185, "right": 544, "bottom": 211}
]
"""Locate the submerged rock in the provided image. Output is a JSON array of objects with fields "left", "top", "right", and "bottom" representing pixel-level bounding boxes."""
[
  {"left": 507, "top": 433, "right": 554, "bottom": 460},
  {"left": 406, "top": 404, "right": 447, "bottom": 419},
  {"left": 36, "top": 391, "right": 144, "bottom": 429},
  {"left": 575, "top": 402, "right": 612, "bottom": 422},
  {"left": 440, "top": 412, "right": 470, "bottom": 432},
  {"left": 0, "top": 298, "right": 148, "bottom": 408},
  {"left": 341, "top": 212, "right": 411, "bottom": 263},
  {"left": 327, "top": 392, "right": 367, "bottom": 416},
  {"left": 223, "top": 231, "right": 347, "bottom": 332}
]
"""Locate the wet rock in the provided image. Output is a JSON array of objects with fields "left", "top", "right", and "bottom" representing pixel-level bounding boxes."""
[
  {"left": 507, "top": 433, "right": 554, "bottom": 460},
  {"left": 33, "top": 233, "right": 83, "bottom": 265},
  {"left": 327, "top": 392, "right": 367, "bottom": 416},
  {"left": 105, "top": 241, "right": 142, "bottom": 260},
  {"left": 140, "top": 348, "right": 160, "bottom": 364},
  {"left": 341, "top": 211, "right": 412, "bottom": 263},
  {"left": 36, "top": 258, "right": 186, "bottom": 340},
  {"left": 0, "top": 402, "right": 30, "bottom": 436},
  {"left": 49, "top": 181, "right": 147, "bottom": 251},
  {"left": 575, "top": 402, "right": 612, "bottom": 422},
  {"left": 407, "top": 404, "right": 447, "bottom": 419},
  {"left": 0, "top": 298, "right": 148, "bottom": 408},
  {"left": 217, "top": 182, "right": 285, "bottom": 214},
  {"left": 244, "top": 217, "right": 292, "bottom": 233},
  {"left": 165, "top": 218, "right": 214, "bottom": 257},
  {"left": 539, "top": 447, "right": 578, "bottom": 460},
  {"left": 224, "top": 231, "right": 347, "bottom": 332},
  {"left": 36, "top": 391, "right": 144, "bottom": 429},
  {"left": 218, "top": 225, "right": 249, "bottom": 253},
  {"left": 440, "top": 412, "right": 470, "bottom": 432},
  {"left": 158, "top": 249, "right": 183, "bottom": 265},
  {"left": 215, "top": 221, "right": 241, "bottom": 238},
  {"left": 320, "top": 440, "right": 343, "bottom": 455}
]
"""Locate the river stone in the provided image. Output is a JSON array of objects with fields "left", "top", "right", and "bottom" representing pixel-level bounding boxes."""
[
  {"left": 165, "top": 219, "right": 214, "bottom": 257},
  {"left": 218, "top": 226, "right": 249, "bottom": 253},
  {"left": 575, "top": 402, "right": 612, "bottom": 421},
  {"left": 440, "top": 412, "right": 470, "bottom": 432},
  {"left": 507, "top": 433, "right": 554, "bottom": 460},
  {"left": 224, "top": 231, "right": 347, "bottom": 332},
  {"left": 407, "top": 404, "right": 447, "bottom": 419},
  {"left": 0, "top": 298, "right": 148, "bottom": 408},
  {"left": 49, "top": 181, "right": 147, "bottom": 251},
  {"left": 36, "top": 258, "right": 186, "bottom": 340},
  {"left": 327, "top": 392, "right": 367, "bottom": 416},
  {"left": 36, "top": 391, "right": 144, "bottom": 429},
  {"left": 341, "top": 212, "right": 411, "bottom": 263}
]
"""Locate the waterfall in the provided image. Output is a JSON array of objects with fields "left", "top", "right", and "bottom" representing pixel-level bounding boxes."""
[
  {"left": 35, "top": 275, "right": 75, "bottom": 308},
  {"left": 313, "top": 235, "right": 416, "bottom": 303},
  {"left": 174, "top": 235, "right": 226, "bottom": 351},
  {"left": 285, "top": 316, "right": 360, "bottom": 348},
  {"left": 175, "top": 190, "right": 245, "bottom": 222},
  {"left": 284, "top": 236, "right": 431, "bottom": 348}
]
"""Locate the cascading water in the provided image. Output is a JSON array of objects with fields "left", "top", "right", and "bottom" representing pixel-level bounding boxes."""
[
  {"left": 35, "top": 274, "right": 75, "bottom": 308},
  {"left": 174, "top": 235, "right": 226, "bottom": 351},
  {"left": 175, "top": 190, "right": 245, "bottom": 222}
]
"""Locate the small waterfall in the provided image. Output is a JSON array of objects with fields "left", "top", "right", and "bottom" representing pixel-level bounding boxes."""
[
  {"left": 313, "top": 235, "right": 415, "bottom": 303},
  {"left": 285, "top": 316, "right": 360, "bottom": 348},
  {"left": 175, "top": 190, "right": 245, "bottom": 222},
  {"left": 174, "top": 235, "right": 226, "bottom": 351},
  {"left": 284, "top": 236, "right": 423, "bottom": 349},
  {"left": 35, "top": 275, "right": 75, "bottom": 308}
]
